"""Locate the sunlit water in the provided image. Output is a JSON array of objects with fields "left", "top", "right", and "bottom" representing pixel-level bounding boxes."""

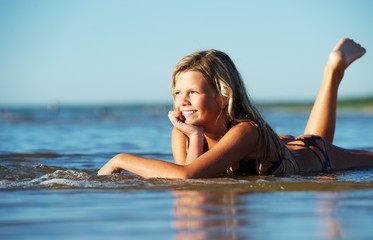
[{"left": 1, "top": 105, "right": 373, "bottom": 239}]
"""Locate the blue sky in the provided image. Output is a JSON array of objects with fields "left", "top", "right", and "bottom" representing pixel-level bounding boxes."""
[{"left": 1, "top": 0, "right": 373, "bottom": 106}]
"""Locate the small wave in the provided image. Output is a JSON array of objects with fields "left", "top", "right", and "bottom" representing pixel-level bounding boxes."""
[
  {"left": 2, "top": 166, "right": 373, "bottom": 191},
  {"left": 0, "top": 169, "right": 91, "bottom": 189},
  {"left": 0, "top": 168, "right": 151, "bottom": 190}
]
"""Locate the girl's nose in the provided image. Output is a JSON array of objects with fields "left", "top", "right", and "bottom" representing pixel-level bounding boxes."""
[{"left": 177, "top": 94, "right": 190, "bottom": 106}]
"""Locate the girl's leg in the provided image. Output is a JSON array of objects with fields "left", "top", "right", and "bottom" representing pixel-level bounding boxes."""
[
  {"left": 327, "top": 142, "right": 373, "bottom": 170},
  {"left": 304, "top": 38, "right": 366, "bottom": 142},
  {"left": 290, "top": 140, "right": 373, "bottom": 172}
]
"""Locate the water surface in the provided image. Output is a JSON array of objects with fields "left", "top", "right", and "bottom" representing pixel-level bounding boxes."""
[{"left": 1, "top": 105, "right": 373, "bottom": 239}]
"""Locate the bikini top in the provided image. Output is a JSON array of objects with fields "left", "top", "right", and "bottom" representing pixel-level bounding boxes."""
[{"left": 232, "top": 157, "right": 283, "bottom": 176}]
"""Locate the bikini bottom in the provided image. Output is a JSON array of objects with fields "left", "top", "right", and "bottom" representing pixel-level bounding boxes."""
[{"left": 287, "top": 134, "right": 332, "bottom": 171}]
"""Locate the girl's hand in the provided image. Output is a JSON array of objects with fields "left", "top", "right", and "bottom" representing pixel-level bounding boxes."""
[
  {"left": 168, "top": 111, "right": 204, "bottom": 138},
  {"left": 97, "top": 155, "right": 123, "bottom": 175}
]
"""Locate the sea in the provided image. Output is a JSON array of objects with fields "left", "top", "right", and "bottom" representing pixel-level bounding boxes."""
[{"left": 1, "top": 104, "right": 373, "bottom": 240}]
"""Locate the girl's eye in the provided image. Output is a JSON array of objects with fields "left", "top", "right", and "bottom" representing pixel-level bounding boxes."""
[{"left": 191, "top": 91, "right": 199, "bottom": 94}]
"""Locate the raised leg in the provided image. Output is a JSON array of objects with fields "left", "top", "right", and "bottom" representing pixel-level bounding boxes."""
[{"left": 304, "top": 38, "right": 366, "bottom": 142}]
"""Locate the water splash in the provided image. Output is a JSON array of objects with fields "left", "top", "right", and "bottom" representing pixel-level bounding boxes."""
[{"left": 2, "top": 165, "right": 373, "bottom": 191}]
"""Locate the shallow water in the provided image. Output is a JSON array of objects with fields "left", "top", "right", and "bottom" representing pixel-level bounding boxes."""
[{"left": 1, "top": 105, "right": 373, "bottom": 239}]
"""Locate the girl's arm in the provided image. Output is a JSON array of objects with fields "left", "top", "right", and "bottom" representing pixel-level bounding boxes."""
[
  {"left": 97, "top": 122, "right": 258, "bottom": 179},
  {"left": 98, "top": 153, "right": 189, "bottom": 179},
  {"left": 168, "top": 111, "right": 205, "bottom": 165},
  {"left": 171, "top": 127, "right": 187, "bottom": 165},
  {"left": 171, "top": 127, "right": 205, "bottom": 165}
]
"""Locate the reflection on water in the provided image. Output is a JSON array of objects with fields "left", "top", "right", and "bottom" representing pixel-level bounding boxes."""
[
  {"left": 171, "top": 190, "right": 373, "bottom": 240},
  {"left": 1, "top": 178, "right": 373, "bottom": 239},
  {"left": 314, "top": 193, "right": 341, "bottom": 240},
  {"left": 173, "top": 191, "right": 247, "bottom": 239}
]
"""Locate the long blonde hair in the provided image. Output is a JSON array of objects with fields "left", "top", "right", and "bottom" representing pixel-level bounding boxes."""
[{"left": 171, "top": 49, "right": 282, "bottom": 172}]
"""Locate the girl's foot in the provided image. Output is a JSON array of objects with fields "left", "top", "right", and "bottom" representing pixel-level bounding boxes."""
[{"left": 327, "top": 38, "right": 366, "bottom": 72}]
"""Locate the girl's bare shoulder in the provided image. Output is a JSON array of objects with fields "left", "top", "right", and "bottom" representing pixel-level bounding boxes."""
[
  {"left": 226, "top": 121, "right": 259, "bottom": 140},
  {"left": 230, "top": 121, "right": 259, "bottom": 132}
]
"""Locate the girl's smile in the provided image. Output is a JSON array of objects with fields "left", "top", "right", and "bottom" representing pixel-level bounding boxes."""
[{"left": 181, "top": 110, "right": 197, "bottom": 119}]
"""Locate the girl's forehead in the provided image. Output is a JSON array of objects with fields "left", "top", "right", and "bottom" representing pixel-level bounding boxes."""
[{"left": 174, "top": 71, "right": 207, "bottom": 87}]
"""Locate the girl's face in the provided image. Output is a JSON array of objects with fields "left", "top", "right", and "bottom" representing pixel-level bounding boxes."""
[{"left": 173, "top": 71, "right": 225, "bottom": 128}]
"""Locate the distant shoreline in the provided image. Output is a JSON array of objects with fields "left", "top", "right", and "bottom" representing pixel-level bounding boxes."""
[
  {"left": 2, "top": 96, "right": 373, "bottom": 112},
  {"left": 257, "top": 96, "right": 373, "bottom": 112}
]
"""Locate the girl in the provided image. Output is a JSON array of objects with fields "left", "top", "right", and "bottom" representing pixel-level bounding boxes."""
[{"left": 98, "top": 38, "right": 373, "bottom": 178}]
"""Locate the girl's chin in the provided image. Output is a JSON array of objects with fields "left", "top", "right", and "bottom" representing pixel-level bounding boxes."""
[
  {"left": 184, "top": 119, "right": 194, "bottom": 125},
  {"left": 184, "top": 118, "right": 198, "bottom": 125}
]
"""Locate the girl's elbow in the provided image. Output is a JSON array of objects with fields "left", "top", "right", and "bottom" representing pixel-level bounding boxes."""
[
  {"left": 181, "top": 164, "right": 223, "bottom": 179},
  {"left": 178, "top": 165, "right": 201, "bottom": 179},
  {"left": 175, "top": 166, "right": 191, "bottom": 180}
]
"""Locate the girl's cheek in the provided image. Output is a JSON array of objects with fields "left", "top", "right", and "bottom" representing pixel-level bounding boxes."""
[{"left": 173, "top": 98, "right": 179, "bottom": 108}]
